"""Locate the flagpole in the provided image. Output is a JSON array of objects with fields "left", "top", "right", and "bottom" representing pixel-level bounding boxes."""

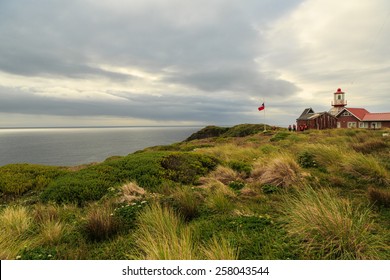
[{"left": 263, "top": 99, "right": 266, "bottom": 132}]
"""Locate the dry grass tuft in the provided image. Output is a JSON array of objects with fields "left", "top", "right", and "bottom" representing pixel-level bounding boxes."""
[
  {"left": 134, "top": 203, "right": 194, "bottom": 260},
  {"left": 352, "top": 139, "right": 388, "bottom": 154},
  {"left": 283, "top": 187, "right": 386, "bottom": 259},
  {"left": 342, "top": 154, "right": 390, "bottom": 187},
  {"left": 84, "top": 204, "right": 118, "bottom": 242},
  {"left": 170, "top": 186, "right": 202, "bottom": 221},
  {"left": 201, "top": 236, "right": 238, "bottom": 260},
  {"left": 118, "top": 182, "right": 146, "bottom": 203},
  {"left": 368, "top": 187, "right": 390, "bottom": 207},
  {"left": 1, "top": 206, "right": 32, "bottom": 236},
  {"left": 33, "top": 203, "right": 60, "bottom": 223},
  {"left": 0, "top": 206, "right": 35, "bottom": 259},
  {"left": 208, "top": 165, "right": 242, "bottom": 185},
  {"left": 252, "top": 154, "right": 302, "bottom": 188},
  {"left": 133, "top": 203, "right": 237, "bottom": 260},
  {"left": 39, "top": 220, "right": 66, "bottom": 245}
]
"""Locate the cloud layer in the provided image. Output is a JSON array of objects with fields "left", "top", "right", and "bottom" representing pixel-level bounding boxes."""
[{"left": 0, "top": 0, "right": 389, "bottom": 127}]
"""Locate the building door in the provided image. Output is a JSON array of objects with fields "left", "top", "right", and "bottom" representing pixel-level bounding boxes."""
[{"left": 337, "top": 122, "right": 341, "bottom": 128}]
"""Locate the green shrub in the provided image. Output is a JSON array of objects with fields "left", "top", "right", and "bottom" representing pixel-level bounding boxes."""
[
  {"left": 40, "top": 174, "right": 113, "bottom": 205},
  {"left": 192, "top": 215, "right": 294, "bottom": 260},
  {"left": 114, "top": 201, "right": 147, "bottom": 231},
  {"left": 270, "top": 132, "right": 290, "bottom": 142},
  {"left": 222, "top": 124, "right": 265, "bottom": 137},
  {"left": 262, "top": 184, "right": 278, "bottom": 194},
  {"left": 161, "top": 153, "right": 219, "bottom": 184},
  {"left": 109, "top": 152, "right": 166, "bottom": 189},
  {"left": 41, "top": 152, "right": 167, "bottom": 204},
  {"left": 17, "top": 246, "right": 57, "bottom": 260},
  {"left": 228, "top": 181, "right": 245, "bottom": 191},
  {"left": 186, "top": 124, "right": 268, "bottom": 141},
  {"left": 0, "top": 164, "right": 67, "bottom": 195},
  {"left": 186, "top": 126, "right": 229, "bottom": 141},
  {"left": 297, "top": 151, "right": 318, "bottom": 168},
  {"left": 228, "top": 161, "right": 252, "bottom": 176}
]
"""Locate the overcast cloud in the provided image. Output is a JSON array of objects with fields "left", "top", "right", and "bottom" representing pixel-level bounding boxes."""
[{"left": 0, "top": 0, "right": 389, "bottom": 127}]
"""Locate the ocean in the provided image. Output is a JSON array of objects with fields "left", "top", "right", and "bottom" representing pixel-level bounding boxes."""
[{"left": 0, "top": 127, "right": 201, "bottom": 167}]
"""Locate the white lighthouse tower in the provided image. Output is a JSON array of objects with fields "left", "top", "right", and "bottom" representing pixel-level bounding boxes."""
[{"left": 329, "top": 88, "right": 347, "bottom": 116}]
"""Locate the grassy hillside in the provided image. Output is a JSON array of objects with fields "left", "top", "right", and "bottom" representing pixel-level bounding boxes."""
[{"left": 1, "top": 125, "right": 389, "bottom": 260}]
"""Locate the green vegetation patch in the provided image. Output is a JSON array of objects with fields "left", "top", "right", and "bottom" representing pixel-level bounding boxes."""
[
  {"left": 186, "top": 126, "right": 229, "bottom": 141},
  {"left": 270, "top": 132, "right": 290, "bottom": 142},
  {"left": 186, "top": 124, "right": 269, "bottom": 141},
  {"left": 0, "top": 164, "right": 68, "bottom": 195},
  {"left": 161, "top": 153, "right": 219, "bottom": 184},
  {"left": 41, "top": 152, "right": 168, "bottom": 204}
]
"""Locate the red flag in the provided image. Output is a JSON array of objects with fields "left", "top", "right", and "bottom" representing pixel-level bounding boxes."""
[{"left": 258, "top": 103, "right": 265, "bottom": 111}]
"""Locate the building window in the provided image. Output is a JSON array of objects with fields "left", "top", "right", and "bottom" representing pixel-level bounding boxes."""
[
  {"left": 342, "top": 111, "right": 351, "bottom": 116},
  {"left": 348, "top": 122, "right": 357, "bottom": 128},
  {"left": 371, "top": 122, "right": 382, "bottom": 129},
  {"left": 359, "top": 122, "right": 368, "bottom": 128}
]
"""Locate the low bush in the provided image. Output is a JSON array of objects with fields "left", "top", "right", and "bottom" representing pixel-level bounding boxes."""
[
  {"left": 186, "top": 124, "right": 266, "bottom": 141},
  {"left": 228, "top": 161, "right": 252, "bottom": 176},
  {"left": 297, "top": 151, "right": 318, "bottom": 168},
  {"left": 113, "top": 201, "right": 147, "bottom": 232},
  {"left": 161, "top": 153, "right": 219, "bottom": 184},
  {"left": 17, "top": 246, "right": 57, "bottom": 260},
  {"left": 186, "top": 126, "right": 229, "bottom": 141},
  {"left": 41, "top": 152, "right": 167, "bottom": 204},
  {"left": 228, "top": 181, "right": 246, "bottom": 191},
  {"left": 222, "top": 124, "right": 265, "bottom": 137},
  {"left": 262, "top": 184, "right": 278, "bottom": 194},
  {"left": 0, "top": 164, "right": 67, "bottom": 195},
  {"left": 270, "top": 132, "right": 290, "bottom": 142},
  {"left": 192, "top": 215, "right": 293, "bottom": 259}
]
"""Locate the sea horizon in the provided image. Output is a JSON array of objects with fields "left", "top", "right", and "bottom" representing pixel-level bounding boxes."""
[
  {"left": 0, "top": 126, "right": 202, "bottom": 166},
  {"left": 0, "top": 125, "right": 206, "bottom": 130}
]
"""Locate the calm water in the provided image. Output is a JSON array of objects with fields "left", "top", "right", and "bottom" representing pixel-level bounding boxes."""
[{"left": 0, "top": 127, "right": 200, "bottom": 166}]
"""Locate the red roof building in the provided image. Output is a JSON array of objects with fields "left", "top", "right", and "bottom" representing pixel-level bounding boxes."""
[
  {"left": 336, "top": 108, "right": 390, "bottom": 129},
  {"left": 297, "top": 88, "right": 390, "bottom": 129}
]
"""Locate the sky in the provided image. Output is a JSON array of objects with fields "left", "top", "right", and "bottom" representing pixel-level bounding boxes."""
[{"left": 0, "top": 0, "right": 389, "bottom": 127}]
